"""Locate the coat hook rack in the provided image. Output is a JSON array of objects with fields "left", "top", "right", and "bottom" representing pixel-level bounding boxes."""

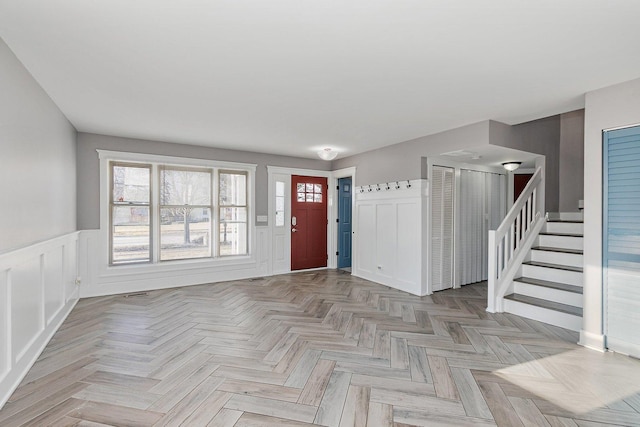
[
  {"left": 385, "top": 183, "right": 390, "bottom": 190},
  {"left": 367, "top": 185, "right": 373, "bottom": 192},
  {"left": 406, "top": 180, "right": 412, "bottom": 189},
  {"left": 376, "top": 184, "right": 381, "bottom": 191},
  {"left": 395, "top": 181, "right": 400, "bottom": 189}
]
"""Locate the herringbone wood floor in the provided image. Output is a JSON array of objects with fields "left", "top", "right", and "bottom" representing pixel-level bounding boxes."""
[{"left": 2, "top": 270, "right": 640, "bottom": 426}]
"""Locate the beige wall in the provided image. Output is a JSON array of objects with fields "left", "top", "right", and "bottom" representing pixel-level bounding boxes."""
[{"left": 0, "top": 38, "right": 77, "bottom": 253}]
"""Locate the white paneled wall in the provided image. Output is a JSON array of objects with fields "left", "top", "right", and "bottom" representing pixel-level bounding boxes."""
[
  {"left": 354, "top": 180, "right": 427, "bottom": 296},
  {"left": 78, "top": 226, "right": 271, "bottom": 298},
  {"left": 0, "top": 232, "right": 80, "bottom": 409}
]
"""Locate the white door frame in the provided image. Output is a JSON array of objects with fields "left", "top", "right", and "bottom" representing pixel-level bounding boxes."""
[
  {"left": 330, "top": 167, "right": 357, "bottom": 270},
  {"left": 267, "top": 166, "right": 339, "bottom": 274},
  {"left": 425, "top": 157, "right": 506, "bottom": 290}
]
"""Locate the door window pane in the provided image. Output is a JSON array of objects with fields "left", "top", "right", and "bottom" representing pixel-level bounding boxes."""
[{"left": 275, "top": 181, "right": 285, "bottom": 226}]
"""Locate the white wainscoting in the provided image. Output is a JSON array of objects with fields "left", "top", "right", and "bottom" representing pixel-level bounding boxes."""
[
  {"left": 78, "top": 226, "right": 271, "bottom": 298},
  {"left": 0, "top": 232, "right": 80, "bottom": 409},
  {"left": 353, "top": 180, "right": 428, "bottom": 296}
]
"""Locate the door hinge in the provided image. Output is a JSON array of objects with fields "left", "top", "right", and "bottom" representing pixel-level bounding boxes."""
[
  {"left": 337, "top": 185, "right": 340, "bottom": 190},
  {"left": 336, "top": 218, "right": 339, "bottom": 223},
  {"left": 336, "top": 251, "right": 339, "bottom": 256}
]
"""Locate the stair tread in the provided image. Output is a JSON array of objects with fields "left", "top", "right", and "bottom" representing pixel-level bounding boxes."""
[
  {"left": 505, "top": 293, "right": 583, "bottom": 316},
  {"left": 514, "top": 277, "right": 583, "bottom": 294},
  {"left": 539, "top": 232, "right": 583, "bottom": 237},
  {"left": 532, "top": 246, "right": 583, "bottom": 255},
  {"left": 523, "top": 260, "right": 583, "bottom": 273}
]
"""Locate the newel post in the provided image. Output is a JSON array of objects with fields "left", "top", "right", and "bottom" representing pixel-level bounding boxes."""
[{"left": 487, "top": 230, "right": 497, "bottom": 313}]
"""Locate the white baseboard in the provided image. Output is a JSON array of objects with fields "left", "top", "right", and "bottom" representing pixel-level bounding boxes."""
[{"left": 579, "top": 329, "right": 606, "bottom": 352}]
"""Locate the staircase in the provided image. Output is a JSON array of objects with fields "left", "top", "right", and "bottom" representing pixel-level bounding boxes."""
[
  {"left": 487, "top": 167, "right": 585, "bottom": 333},
  {"left": 503, "top": 214, "right": 583, "bottom": 331}
]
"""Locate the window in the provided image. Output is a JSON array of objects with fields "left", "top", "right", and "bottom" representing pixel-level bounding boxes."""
[
  {"left": 275, "top": 181, "right": 285, "bottom": 226},
  {"left": 160, "top": 167, "right": 212, "bottom": 261},
  {"left": 110, "top": 163, "right": 151, "bottom": 264},
  {"left": 107, "top": 158, "right": 251, "bottom": 265},
  {"left": 219, "top": 171, "right": 247, "bottom": 256}
]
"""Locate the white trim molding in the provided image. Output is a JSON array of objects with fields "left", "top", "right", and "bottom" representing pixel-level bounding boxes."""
[
  {"left": 78, "top": 227, "right": 270, "bottom": 298},
  {"left": 0, "top": 232, "right": 80, "bottom": 410},
  {"left": 579, "top": 330, "right": 606, "bottom": 353}
]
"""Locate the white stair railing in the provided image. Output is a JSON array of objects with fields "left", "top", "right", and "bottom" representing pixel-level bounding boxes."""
[{"left": 487, "top": 167, "right": 545, "bottom": 312}]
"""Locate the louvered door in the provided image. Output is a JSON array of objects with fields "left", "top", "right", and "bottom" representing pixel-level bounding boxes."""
[
  {"left": 431, "top": 166, "right": 454, "bottom": 291},
  {"left": 604, "top": 125, "right": 640, "bottom": 358}
]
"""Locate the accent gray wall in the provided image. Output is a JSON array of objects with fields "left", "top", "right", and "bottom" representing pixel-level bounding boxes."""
[
  {"left": 0, "top": 38, "right": 77, "bottom": 253},
  {"left": 332, "top": 121, "right": 491, "bottom": 186},
  {"left": 491, "top": 115, "right": 561, "bottom": 212},
  {"left": 559, "top": 109, "right": 585, "bottom": 212},
  {"left": 76, "top": 133, "right": 332, "bottom": 230}
]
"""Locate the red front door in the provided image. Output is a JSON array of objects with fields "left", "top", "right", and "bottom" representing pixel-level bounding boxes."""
[{"left": 291, "top": 175, "right": 327, "bottom": 270}]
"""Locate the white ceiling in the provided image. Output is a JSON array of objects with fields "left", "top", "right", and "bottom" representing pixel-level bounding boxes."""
[{"left": 1, "top": 1, "right": 639, "bottom": 160}]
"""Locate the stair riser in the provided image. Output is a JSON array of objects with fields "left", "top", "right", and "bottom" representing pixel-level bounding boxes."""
[
  {"left": 537, "top": 235, "right": 583, "bottom": 251},
  {"left": 503, "top": 299, "right": 582, "bottom": 331},
  {"left": 544, "top": 222, "right": 584, "bottom": 235},
  {"left": 547, "top": 212, "right": 584, "bottom": 221},
  {"left": 513, "top": 282, "right": 583, "bottom": 307},
  {"left": 530, "top": 250, "right": 583, "bottom": 268},
  {"left": 521, "top": 264, "right": 583, "bottom": 287}
]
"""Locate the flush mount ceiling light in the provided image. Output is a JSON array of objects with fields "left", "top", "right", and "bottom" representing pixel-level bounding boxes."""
[
  {"left": 502, "top": 161, "right": 522, "bottom": 171},
  {"left": 317, "top": 148, "right": 338, "bottom": 161}
]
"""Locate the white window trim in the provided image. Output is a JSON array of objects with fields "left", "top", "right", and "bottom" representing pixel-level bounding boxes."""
[{"left": 97, "top": 150, "right": 257, "bottom": 278}]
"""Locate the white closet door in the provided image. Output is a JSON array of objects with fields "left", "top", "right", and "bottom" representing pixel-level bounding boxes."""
[
  {"left": 459, "top": 169, "right": 505, "bottom": 286},
  {"left": 431, "top": 166, "right": 454, "bottom": 291}
]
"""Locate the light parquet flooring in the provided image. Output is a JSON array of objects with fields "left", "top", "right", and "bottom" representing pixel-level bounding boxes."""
[{"left": 2, "top": 270, "right": 640, "bottom": 426}]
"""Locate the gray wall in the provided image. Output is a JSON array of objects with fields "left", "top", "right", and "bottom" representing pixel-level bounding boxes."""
[
  {"left": 332, "top": 121, "right": 491, "bottom": 186},
  {"left": 76, "top": 133, "right": 332, "bottom": 229},
  {"left": 559, "top": 109, "right": 585, "bottom": 212},
  {"left": 0, "top": 38, "right": 77, "bottom": 253},
  {"left": 491, "top": 115, "right": 561, "bottom": 212}
]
